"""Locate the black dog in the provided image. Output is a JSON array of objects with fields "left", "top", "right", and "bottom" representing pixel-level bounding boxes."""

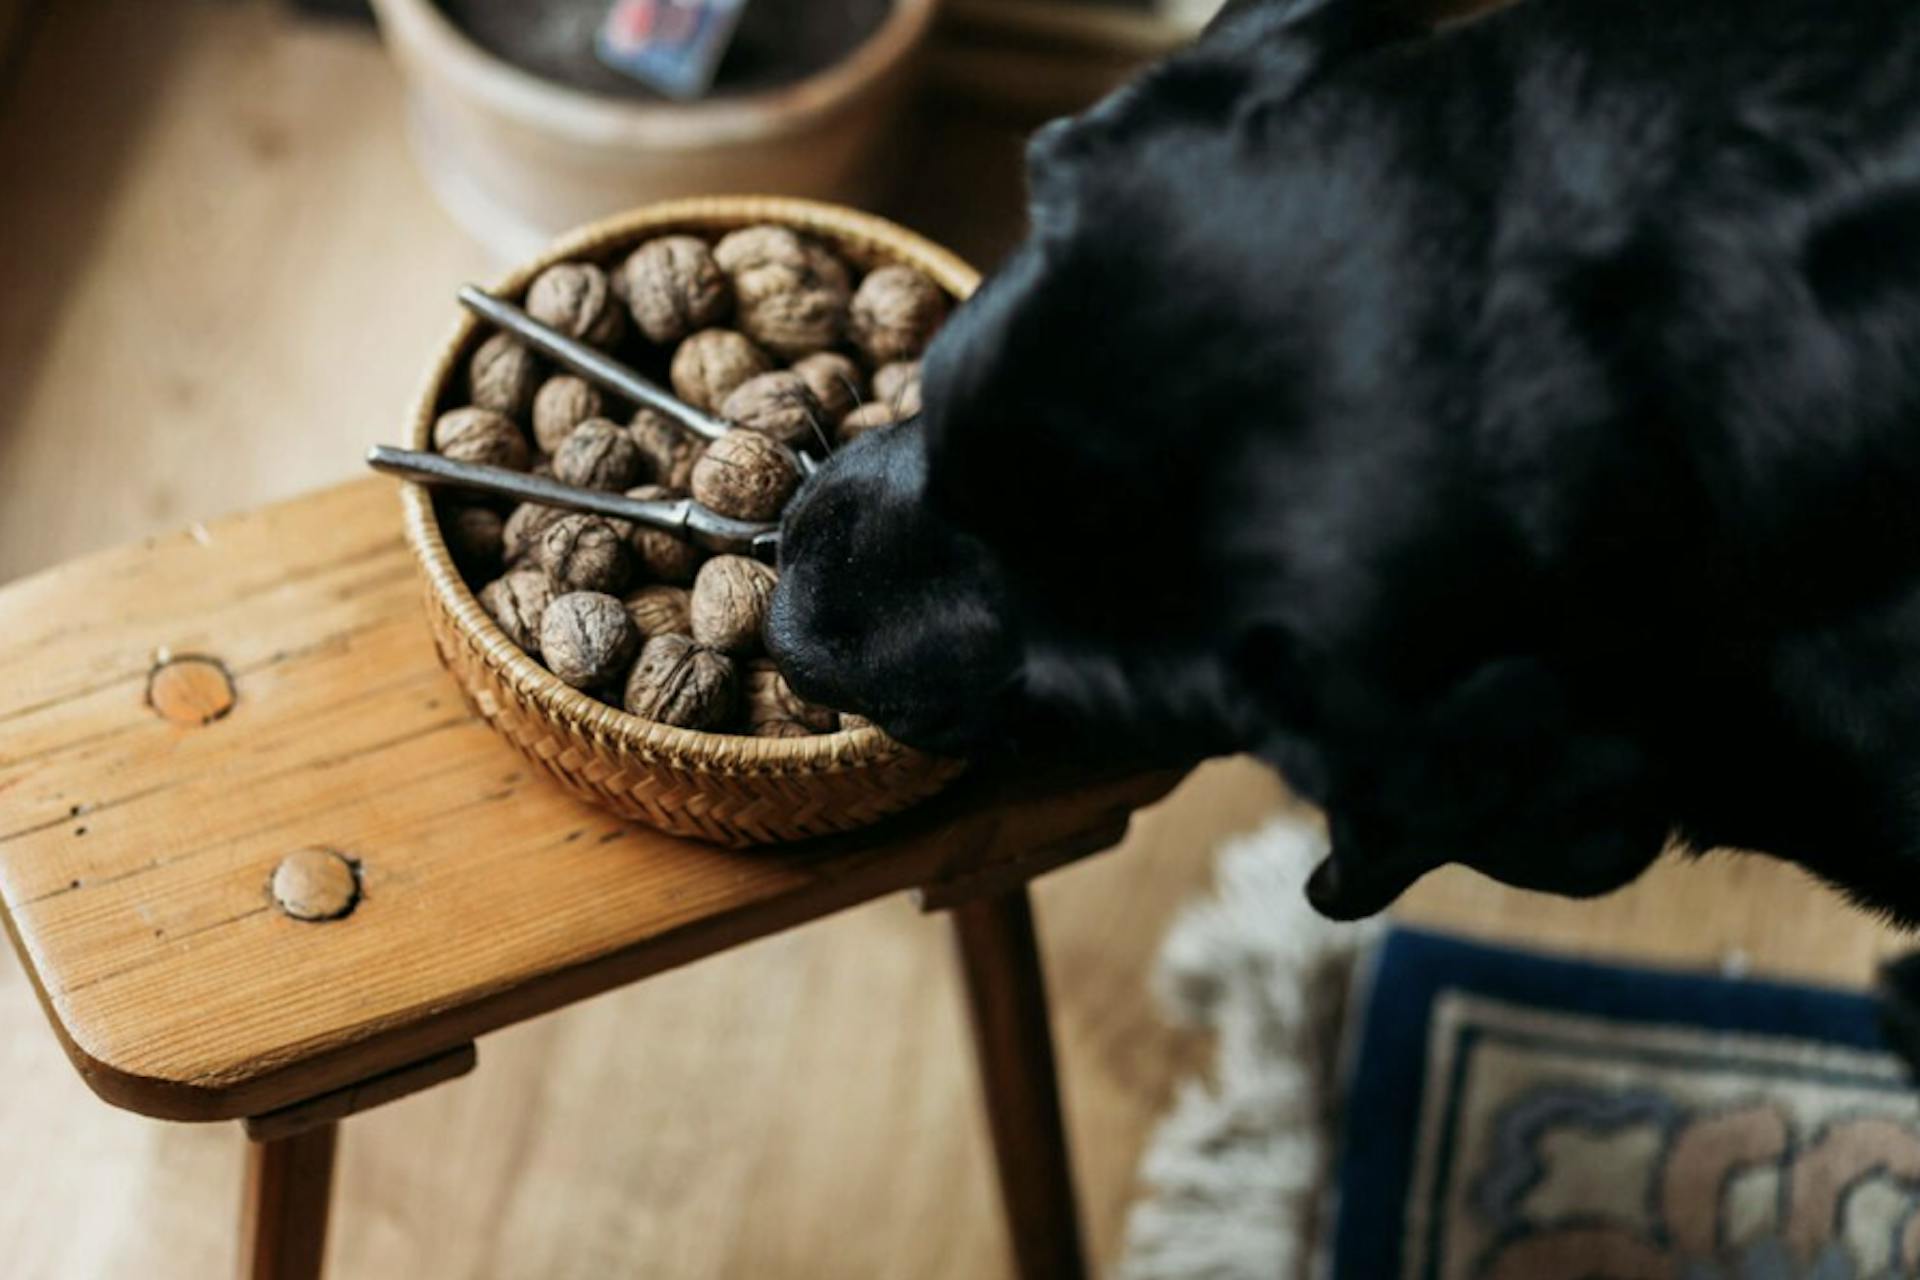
[{"left": 769, "top": 0, "right": 1920, "bottom": 923}]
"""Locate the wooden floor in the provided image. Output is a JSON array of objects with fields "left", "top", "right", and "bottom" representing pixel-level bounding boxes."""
[{"left": 0, "top": 3, "right": 1912, "bottom": 1278}]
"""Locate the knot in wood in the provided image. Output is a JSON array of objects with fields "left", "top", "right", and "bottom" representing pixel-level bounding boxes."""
[
  {"left": 271, "top": 848, "right": 361, "bottom": 922},
  {"left": 146, "top": 655, "right": 236, "bottom": 726}
]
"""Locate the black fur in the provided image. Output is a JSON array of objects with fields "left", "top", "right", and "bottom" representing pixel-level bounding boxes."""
[{"left": 768, "top": 0, "right": 1920, "bottom": 922}]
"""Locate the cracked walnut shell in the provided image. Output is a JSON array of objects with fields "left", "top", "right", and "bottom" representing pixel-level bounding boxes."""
[
  {"left": 479, "top": 567, "right": 557, "bottom": 654},
  {"left": 623, "top": 634, "right": 738, "bottom": 730}
]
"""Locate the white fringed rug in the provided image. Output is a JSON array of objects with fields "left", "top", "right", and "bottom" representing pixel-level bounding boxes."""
[{"left": 1116, "top": 816, "right": 1377, "bottom": 1280}]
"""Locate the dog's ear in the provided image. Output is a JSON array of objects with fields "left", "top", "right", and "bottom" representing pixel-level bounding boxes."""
[{"left": 1298, "top": 658, "right": 1671, "bottom": 919}]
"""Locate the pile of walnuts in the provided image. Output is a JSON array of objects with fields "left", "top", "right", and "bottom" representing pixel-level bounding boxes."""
[{"left": 431, "top": 223, "right": 949, "bottom": 737}]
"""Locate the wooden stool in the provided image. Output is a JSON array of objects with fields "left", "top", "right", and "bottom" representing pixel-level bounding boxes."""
[{"left": 0, "top": 480, "right": 1183, "bottom": 1280}]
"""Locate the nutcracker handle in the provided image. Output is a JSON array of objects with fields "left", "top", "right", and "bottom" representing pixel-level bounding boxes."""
[
  {"left": 367, "top": 446, "right": 781, "bottom": 563},
  {"left": 456, "top": 285, "right": 820, "bottom": 478}
]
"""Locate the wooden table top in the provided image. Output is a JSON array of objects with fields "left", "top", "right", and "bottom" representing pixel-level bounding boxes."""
[{"left": 0, "top": 479, "right": 1180, "bottom": 1123}]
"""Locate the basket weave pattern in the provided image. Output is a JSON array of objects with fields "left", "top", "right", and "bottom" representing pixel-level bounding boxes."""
[{"left": 403, "top": 197, "right": 975, "bottom": 845}]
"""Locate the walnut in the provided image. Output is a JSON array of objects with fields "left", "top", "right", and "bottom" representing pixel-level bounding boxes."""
[
  {"left": 478, "top": 567, "right": 557, "bottom": 654},
  {"left": 623, "top": 583, "right": 692, "bottom": 638},
  {"left": 623, "top": 634, "right": 738, "bottom": 730},
  {"left": 836, "top": 401, "right": 898, "bottom": 443},
  {"left": 539, "top": 591, "right": 640, "bottom": 690},
  {"left": 531, "top": 375, "right": 605, "bottom": 455},
  {"left": 469, "top": 333, "right": 541, "bottom": 419},
  {"left": 670, "top": 329, "right": 773, "bottom": 412},
  {"left": 739, "top": 285, "right": 848, "bottom": 359},
  {"left": 502, "top": 501, "right": 565, "bottom": 563},
  {"left": 629, "top": 409, "right": 703, "bottom": 491},
  {"left": 526, "top": 262, "right": 625, "bottom": 349},
  {"left": 803, "top": 241, "right": 853, "bottom": 294},
  {"left": 712, "top": 226, "right": 851, "bottom": 357},
  {"left": 849, "top": 266, "right": 948, "bottom": 364},
  {"left": 744, "top": 659, "right": 840, "bottom": 732},
  {"left": 713, "top": 225, "right": 801, "bottom": 275},
  {"left": 618, "top": 235, "right": 731, "bottom": 345},
  {"left": 690, "top": 555, "right": 778, "bottom": 655},
  {"left": 443, "top": 504, "right": 504, "bottom": 571},
  {"left": 533, "top": 513, "right": 632, "bottom": 594},
  {"left": 624, "top": 484, "right": 704, "bottom": 584},
  {"left": 713, "top": 225, "right": 847, "bottom": 291},
  {"left": 552, "top": 418, "right": 647, "bottom": 491},
  {"left": 753, "top": 719, "right": 813, "bottom": 738},
  {"left": 434, "top": 407, "right": 530, "bottom": 470},
  {"left": 720, "top": 371, "right": 825, "bottom": 448},
  {"left": 872, "top": 361, "right": 923, "bottom": 417},
  {"left": 790, "top": 352, "right": 864, "bottom": 423},
  {"left": 840, "top": 713, "right": 874, "bottom": 731},
  {"left": 690, "top": 429, "right": 802, "bottom": 522}
]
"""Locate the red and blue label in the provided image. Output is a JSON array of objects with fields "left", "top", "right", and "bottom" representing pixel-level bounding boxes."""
[{"left": 597, "top": 0, "right": 749, "bottom": 100}]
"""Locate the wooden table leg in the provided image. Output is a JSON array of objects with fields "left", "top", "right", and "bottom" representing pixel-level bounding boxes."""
[
  {"left": 950, "top": 886, "right": 1088, "bottom": 1280},
  {"left": 238, "top": 1122, "right": 338, "bottom": 1280}
]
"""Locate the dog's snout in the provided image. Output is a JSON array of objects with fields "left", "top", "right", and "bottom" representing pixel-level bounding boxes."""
[
  {"left": 763, "top": 581, "right": 835, "bottom": 702},
  {"left": 764, "top": 571, "right": 882, "bottom": 725}
]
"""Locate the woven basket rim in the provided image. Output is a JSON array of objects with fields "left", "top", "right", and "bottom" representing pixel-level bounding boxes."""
[{"left": 401, "top": 196, "right": 981, "bottom": 780}]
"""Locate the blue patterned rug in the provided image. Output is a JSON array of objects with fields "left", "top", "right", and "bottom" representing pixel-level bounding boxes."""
[{"left": 1333, "top": 929, "right": 1920, "bottom": 1280}]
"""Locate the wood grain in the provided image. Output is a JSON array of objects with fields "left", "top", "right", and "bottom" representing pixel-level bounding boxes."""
[
  {"left": 1395, "top": 847, "right": 1919, "bottom": 987},
  {"left": 146, "top": 654, "right": 239, "bottom": 726},
  {"left": 0, "top": 0, "right": 492, "bottom": 585},
  {"left": 0, "top": 7, "right": 1263, "bottom": 1277},
  {"left": 0, "top": 759, "right": 1274, "bottom": 1280},
  {"left": 0, "top": 477, "right": 1182, "bottom": 1122},
  {"left": 0, "top": 6, "right": 1910, "bottom": 1279},
  {"left": 239, "top": 1124, "right": 338, "bottom": 1280},
  {"left": 242, "top": 1044, "right": 477, "bottom": 1144},
  {"left": 952, "top": 889, "right": 1088, "bottom": 1280},
  {"left": 0, "top": 9, "right": 1246, "bottom": 1276}
]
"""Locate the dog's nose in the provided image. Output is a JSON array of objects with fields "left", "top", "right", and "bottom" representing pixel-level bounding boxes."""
[
  {"left": 761, "top": 588, "right": 807, "bottom": 679},
  {"left": 763, "top": 584, "right": 848, "bottom": 710},
  {"left": 1305, "top": 856, "right": 1352, "bottom": 917},
  {"left": 1305, "top": 854, "right": 1397, "bottom": 921}
]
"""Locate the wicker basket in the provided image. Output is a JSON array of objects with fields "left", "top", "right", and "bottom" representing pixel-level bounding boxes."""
[{"left": 401, "top": 196, "right": 975, "bottom": 846}]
